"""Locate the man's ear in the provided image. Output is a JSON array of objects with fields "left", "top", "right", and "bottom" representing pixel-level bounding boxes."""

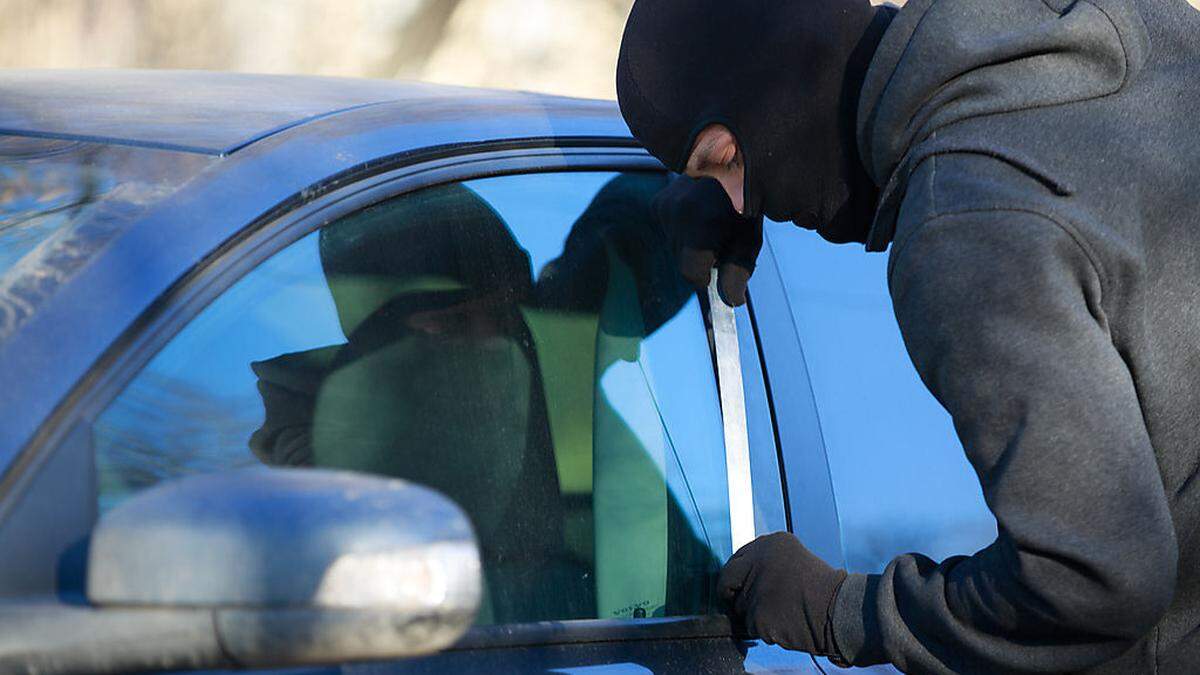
[
  {"left": 702, "top": 125, "right": 740, "bottom": 167},
  {"left": 712, "top": 127, "right": 739, "bottom": 165},
  {"left": 688, "top": 124, "right": 736, "bottom": 172}
]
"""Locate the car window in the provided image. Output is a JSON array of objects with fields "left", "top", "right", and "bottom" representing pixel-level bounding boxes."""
[
  {"left": 763, "top": 224, "right": 997, "bottom": 573},
  {"left": 92, "top": 170, "right": 732, "bottom": 625}
]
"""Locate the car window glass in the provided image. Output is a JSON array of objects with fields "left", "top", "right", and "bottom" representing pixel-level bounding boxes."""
[
  {"left": 93, "top": 171, "right": 732, "bottom": 624},
  {"left": 763, "top": 224, "right": 997, "bottom": 573}
]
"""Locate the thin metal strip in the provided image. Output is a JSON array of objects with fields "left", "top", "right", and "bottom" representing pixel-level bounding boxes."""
[{"left": 708, "top": 271, "right": 756, "bottom": 552}]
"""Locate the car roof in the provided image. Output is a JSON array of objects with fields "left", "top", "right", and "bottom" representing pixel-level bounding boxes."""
[{"left": 0, "top": 69, "right": 605, "bottom": 155}]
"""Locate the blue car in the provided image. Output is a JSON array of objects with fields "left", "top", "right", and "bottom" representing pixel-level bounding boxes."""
[{"left": 0, "top": 70, "right": 997, "bottom": 674}]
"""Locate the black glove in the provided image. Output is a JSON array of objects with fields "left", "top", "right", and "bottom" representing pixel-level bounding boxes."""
[
  {"left": 652, "top": 175, "right": 764, "bottom": 307},
  {"left": 718, "top": 532, "right": 849, "bottom": 658}
]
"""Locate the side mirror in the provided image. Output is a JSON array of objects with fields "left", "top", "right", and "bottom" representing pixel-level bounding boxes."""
[{"left": 6, "top": 468, "right": 481, "bottom": 673}]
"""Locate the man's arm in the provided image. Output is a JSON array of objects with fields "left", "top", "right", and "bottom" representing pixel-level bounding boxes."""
[
  {"left": 833, "top": 209, "right": 1177, "bottom": 672},
  {"left": 248, "top": 346, "right": 340, "bottom": 467},
  {"left": 535, "top": 172, "right": 699, "bottom": 335}
]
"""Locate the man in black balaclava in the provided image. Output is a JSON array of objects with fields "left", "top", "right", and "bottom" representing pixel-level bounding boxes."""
[{"left": 619, "top": 0, "right": 1200, "bottom": 673}]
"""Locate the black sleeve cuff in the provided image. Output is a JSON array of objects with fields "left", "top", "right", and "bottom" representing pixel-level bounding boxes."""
[{"left": 830, "top": 573, "right": 888, "bottom": 667}]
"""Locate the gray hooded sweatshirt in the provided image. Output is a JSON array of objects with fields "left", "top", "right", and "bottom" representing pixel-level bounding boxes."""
[{"left": 830, "top": 0, "right": 1200, "bottom": 672}]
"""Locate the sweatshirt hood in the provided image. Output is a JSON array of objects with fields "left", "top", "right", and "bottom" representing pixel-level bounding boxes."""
[
  {"left": 616, "top": 0, "right": 893, "bottom": 245},
  {"left": 856, "top": 0, "right": 1149, "bottom": 250}
]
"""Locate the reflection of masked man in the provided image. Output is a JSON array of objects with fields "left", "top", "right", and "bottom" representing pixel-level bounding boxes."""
[
  {"left": 249, "top": 184, "right": 585, "bottom": 623},
  {"left": 534, "top": 172, "right": 720, "bottom": 618}
]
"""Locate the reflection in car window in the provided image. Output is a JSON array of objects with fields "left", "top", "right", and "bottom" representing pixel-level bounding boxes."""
[
  {"left": 764, "top": 224, "right": 997, "bottom": 573},
  {"left": 94, "top": 171, "right": 731, "bottom": 624},
  {"left": 0, "top": 136, "right": 215, "bottom": 276}
]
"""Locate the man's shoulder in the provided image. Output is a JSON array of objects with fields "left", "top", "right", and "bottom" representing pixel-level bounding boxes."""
[
  {"left": 891, "top": 151, "right": 1072, "bottom": 253},
  {"left": 885, "top": 149, "right": 1110, "bottom": 300},
  {"left": 252, "top": 344, "right": 344, "bottom": 394}
]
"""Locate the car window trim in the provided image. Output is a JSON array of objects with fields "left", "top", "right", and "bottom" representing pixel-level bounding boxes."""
[
  {"left": 746, "top": 233, "right": 846, "bottom": 566},
  {"left": 5, "top": 143, "right": 764, "bottom": 644},
  {"left": 450, "top": 615, "right": 738, "bottom": 650}
]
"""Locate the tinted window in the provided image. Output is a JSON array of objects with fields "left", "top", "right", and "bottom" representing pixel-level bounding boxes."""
[
  {"left": 763, "top": 224, "right": 997, "bottom": 573},
  {"left": 94, "top": 171, "right": 732, "bottom": 624}
]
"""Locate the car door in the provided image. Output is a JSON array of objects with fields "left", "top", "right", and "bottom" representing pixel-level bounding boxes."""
[
  {"left": 8, "top": 143, "right": 829, "bottom": 674},
  {"left": 747, "top": 221, "right": 1002, "bottom": 673}
]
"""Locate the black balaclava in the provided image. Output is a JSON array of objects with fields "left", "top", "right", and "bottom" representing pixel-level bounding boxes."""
[{"left": 616, "top": 0, "right": 894, "bottom": 244}]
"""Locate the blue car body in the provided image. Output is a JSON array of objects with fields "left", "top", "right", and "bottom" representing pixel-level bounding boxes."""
[{"left": 0, "top": 70, "right": 995, "bottom": 674}]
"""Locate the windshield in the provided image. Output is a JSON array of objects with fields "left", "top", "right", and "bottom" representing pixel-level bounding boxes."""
[{"left": 0, "top": 136, "right": 216, "bottom": 277}]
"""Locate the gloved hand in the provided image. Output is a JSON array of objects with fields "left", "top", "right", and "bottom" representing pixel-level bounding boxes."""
[
  {"left": 652, "top": 175, "right": 764, "bottom": 307},
  {"left": 718, "top": 532, "right": 849, "bottom": 658}
]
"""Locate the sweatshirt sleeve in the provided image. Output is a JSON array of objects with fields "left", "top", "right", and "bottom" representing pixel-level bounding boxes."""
[
  {"left": 247, "top": 346, "right": 340, "bottom": 467},
  {"left": 831, "top": 209, "right": 1177, "bottom": 673}
]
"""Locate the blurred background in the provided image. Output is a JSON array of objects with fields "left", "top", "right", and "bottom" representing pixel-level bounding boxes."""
[
  {"left": 0, "top": 0, "right": 635, "bottom": 100},
  {"left": 5, "top": 0, "right": 1194, "bottom": 102}
]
